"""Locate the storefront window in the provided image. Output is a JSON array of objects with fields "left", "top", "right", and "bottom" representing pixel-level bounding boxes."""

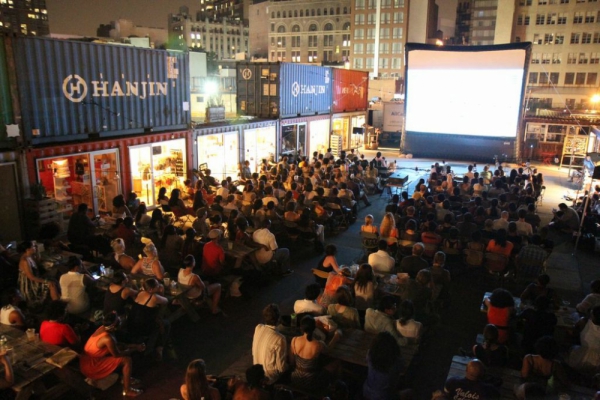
[
  {"left": 281, "top": 123, "right": 306, "bottom": 158},
  {"left": 332, "top": 117, "right": 349, "bottom": 149},
  {"left": 36, "top": 150, "right": 120, "bottom": 219},
  {"left": 350, "top": 115, "right": 365, "bottom": 149},
  {"left": 129, "top": 139, "right": 186, "bottom": 207},
  {"left": 197, "top": 132, "right": 239, "bottom": 181},
  {"left": 244, "top": 126, "right": 277, "bottom": 173},
  {"left": 309, "top": 119, "right": 330, "bottom": 156}
]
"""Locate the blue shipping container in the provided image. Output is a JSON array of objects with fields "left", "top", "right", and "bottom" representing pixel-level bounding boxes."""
[
  {"left": 12, "top": 36, "right": 190, "bottom": 144},
  {"left": 237, "top": 62, "right": 331, "bottom": 119},
  {"left": 0, "top": 36, "right": 14, "bottom": 141}
]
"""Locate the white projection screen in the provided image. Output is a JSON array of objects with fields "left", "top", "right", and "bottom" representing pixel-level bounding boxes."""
[{"left": 403, "top": 43, "right": 531, "bottom": 161}]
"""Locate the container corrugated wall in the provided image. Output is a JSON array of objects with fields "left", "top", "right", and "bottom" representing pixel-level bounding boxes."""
[
  {"left": 0, "top": 36, "right": 14, "bottom": 142},
  {"left": 331, "top": 69, "right": 369, "bottom": 113},
  {"left": 237, "top": 62, "right": 332, "bottom": 119},
  {"left": 12, "top": 37, "right": 190, "bottom": 145}
]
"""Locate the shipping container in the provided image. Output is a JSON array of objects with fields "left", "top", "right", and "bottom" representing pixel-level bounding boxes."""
[
  {"left": 331, "top": 69, "right": 369, "bottom": 113},
  {"left": 12, "top": 36, "right": 190, "bottom": 145},
  {"left": 0, "top": 36, "right": 15, "bottom": 145},
  {"left": 236, "top": 62, "right": 332, "bottom": 119}
]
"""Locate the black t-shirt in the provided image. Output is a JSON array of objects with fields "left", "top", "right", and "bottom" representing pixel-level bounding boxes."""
[{"left": 445, "top": 377, "right": 500, "bottom": 400}]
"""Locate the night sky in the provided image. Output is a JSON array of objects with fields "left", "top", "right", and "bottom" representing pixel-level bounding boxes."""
[{"left": 46, "top": 0, "right": 201, "bottom": 37}]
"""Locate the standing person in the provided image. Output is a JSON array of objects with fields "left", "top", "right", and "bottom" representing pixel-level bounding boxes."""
[
  {"left": 252, "top": 304, "right": 289, "bottom": 384},
  {"left": 80, "top": 312, "right": 145, "bottom": 397},
  {"left": 59, "top": 256, "right": 94, "bottom": 315},
  {"left": 252, "top": 220, "right": 293, "bottom": 276},
  {"left": 180, "top": 359, "right": 221, "bottom": 400},
  {"left": 178, "top": 255, "right": 222, "bottom": 314},
  {"left": 18, "top": 241, "right": 60, "bottom": 305}
]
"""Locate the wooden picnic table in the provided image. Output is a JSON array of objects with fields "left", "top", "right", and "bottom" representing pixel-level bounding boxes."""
[
  {"left": 219, "top": 238, "right": 257, "bottom": 268},
  {"left": 325, "top": 329, "right": 419, "bottom": 374},
  {"left": 447, "top": 355, "right": 595, "bottom": 400},
  {"left": 0, "top": 325, "right": 72, "bottom": 400},
  {"left": 377, "top": 274, "right": 411, "bottom": 298}
]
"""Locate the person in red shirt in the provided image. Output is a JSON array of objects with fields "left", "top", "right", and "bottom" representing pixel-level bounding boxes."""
[
  {"left": 486, "top": 228, "right": 514, "bottom": 258},
  {"left": 40, "top": 300, "right": 80, "bottom": 349},
  {"left": 201, "top": 229, "right": 226, "bottom": 277},
  {"left": 115, "top": 217, "right": 138, "bottom": 248},
  {"left": 421, "top": 222, "right": 442, "bottom": 245}
]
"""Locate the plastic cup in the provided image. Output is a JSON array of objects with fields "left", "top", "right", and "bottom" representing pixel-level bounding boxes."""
[
  {"left": 26, "top": 328, "right": 36, "bottom": 342},
  {"left": 228, "top": 241, "right": 234, "bottom": 250}
]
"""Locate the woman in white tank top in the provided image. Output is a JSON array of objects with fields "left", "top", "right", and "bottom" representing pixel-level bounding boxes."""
[{"left": 177, "top": 255, "right": 223, "bottom": 315}]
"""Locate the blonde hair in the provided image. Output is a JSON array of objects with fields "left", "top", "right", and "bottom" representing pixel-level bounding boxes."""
[
  {"left": 380, "top": 213, "right": 395, "bottom": 238},
  {"left": 111, "top": 238, "right": 125, "bottom": 253},
  {"left": 143, "top": 242, "right": 157, "bottom": 257},
  {"left": 364, "top": 214, "right": 374, "bottom": 226}
]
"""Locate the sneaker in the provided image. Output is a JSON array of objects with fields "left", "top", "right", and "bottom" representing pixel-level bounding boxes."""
[{"left": 280, "top": 269, "right": 294, "bottom": 277}]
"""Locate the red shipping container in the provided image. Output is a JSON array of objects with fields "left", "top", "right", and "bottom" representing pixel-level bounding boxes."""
[{"left": 331, "top": 69, "right": 369, "bottom": 113}]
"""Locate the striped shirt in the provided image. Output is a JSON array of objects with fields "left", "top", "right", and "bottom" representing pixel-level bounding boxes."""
[{"left": 252, "top": 324, "right": 288, "bottom": 384}]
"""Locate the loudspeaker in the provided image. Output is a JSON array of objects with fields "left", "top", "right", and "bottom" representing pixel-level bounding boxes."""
[
  {"left": 352, "top": 127, "right": 364, "bottom": 135},
  {"left": 593, "top": 165, "right": 600, "bottom": 180},
  {"left": 525, "top": 139, "right": 538, "bottom": 149}
]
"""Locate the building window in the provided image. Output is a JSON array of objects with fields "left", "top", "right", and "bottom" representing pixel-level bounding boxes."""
[
  {"left": 292, "top": 25, "right": 300, "bottom": 32},
  {"left": 557, "top": 13, "right": 566, "bottom": 24},
  {"left": 324, "top": 35, "right": 334, "bottom": 47},
  {"left": 367, "top": 14, "right": 377, "bottom": 24},
  {"left": 570, "top": 33, "right": 580, "bottom": 44},
  {"left": 366, "top": 43, "right": 375, "bottom": 54},
  {"left": 277, "top": 25, "right": 286, "bottom": 33},
  {"left": 380, "top": 28, "right": 390, "bottom": 39},
  {"left": 392, "top": 27, "right": 403, "bottom": 39},
  {"left": 367, "top": 28, "right": 375, "bottom": 39},
  {"left": 292, "top": 36, "right": 301, "bottom": 47},
  {"left": 542, "top": 53, "right": 551, "bottom": 64},
  {"left": 366, "top": 58, "right": 374, "bottom": 68},
  {"left": 531, "top": 53, "right": 540, "bottom": 64},
  {"left": 539, "top": 73, "right": 549, "bottom": 84},
  {"left": 355, "top": 0, "right": 365, "bottom": 9},
  {"left": 535, "top": 14, "right": 545, "bottom": 25},
  {"left": 585, "top": 11, "right": 595, "bottom": 23},
  {"left": 567, "top": 52, "right": 577, "bottom": 63},
  {"left": 353, "top": 43, "right": 364, "bottom": 54},
  {"left": 546, "top": 13, "right": 556, "bottom": 24},
  {"left": 368, "top": 0, "right": 376, "bottom": 9},
  {"left": 552, "top": 53, "right": 561, "bottom": 63},
  {"left": 578, "top": 53, "right": 588, "bottom": 64},
  {"left": 354, "top": 58, "right": 363, "bottom": 68},
  {"left": 591, "top": 52, "right": 600, "bottom": 64},
  {"left": 354, "top": 15, "right": 364, "bottom": 25},
  {"left": 565, "top": 99, "right": 576, "bottom": 109},
  {"left": 573, "top": 12, "right": 583, "bottom": 23},
  {"left": 587, "top": 72, "right": 598, "bottom": 85},
  {"left": 393, "top": 12, "right": 404, "bottom": 23},
  {"left": 555, "top": 34, "right": 564, "bottom": 44},
  {"left": 594, "top": 33, "right": 600, "bottom": 43},
  {"left": 391, "top": 58, "right": 401, "bottom": 69},
  {"left": 379, "top": 43, "right": 389, "bottom": 53},
  {"left": 354, "top": 28, "right": 364, "bottom": 39},
  {"left": 582, "top": 32, "right": 592, "bottom": 43},
  {"left": 392, "top": 42, "right": 402, "bottom": 54},
  {"left": 544, "top": 33, "right": 553, "bottom": 44},
  {"left": 324, "top": 23, "right": 333, "bottom": 31},
  {"left": 308, "top": 50, "right": 318, "bottom": 62},
  {"left": 393, "top": 0, "right": 405, "bottom": 7},
  {"left": 380, "top": 58, "right": 389, "bottom": 69},
  {"left": 309, "top": 24, "right": 317, "bottom": 31},
  {"left": 292, "top": 51, "right": 301, "bottom": 62},
  {"left": 309, "top": 35, "right": 318, "bottom": 47},
  {"left": 564, "top": 72, "right": 574, "bottom": 84},
  {"left": 529, "top": 72, "right": 538, "bottom": 84},
  {"left": 575, "top": 72, "right": 585, "bottom": 84}
]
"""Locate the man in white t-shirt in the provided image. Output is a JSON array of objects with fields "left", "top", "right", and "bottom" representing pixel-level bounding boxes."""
[
  {"left": 60, "top": 256, "right": 93, "bottom": 315},
  {"left": 293, "top": 284, "right": 325, "bottom": 315},
  {"left": 368, "top": 240, "right": 395, "bottom": 274},
  {"left": 252, "top": 220, "right": 293, "bottom": 276},
  {"left": 492, "top": 211, "right": 510, "bottom": 231}
]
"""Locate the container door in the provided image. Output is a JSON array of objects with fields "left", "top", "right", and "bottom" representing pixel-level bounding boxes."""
[
  {"left": 91, "top": 150, "right": 121, "bottom": 213},
  {"left": 223, "top": 133, "right": 239, "bottom": 179},
  {"left": 129, "top": 145, "right": 155, "bottom": 207},
  {"left": 0, "top": 163, "right": 22, "bottom": 241}
]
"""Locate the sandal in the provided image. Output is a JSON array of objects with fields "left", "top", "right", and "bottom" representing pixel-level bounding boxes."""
[{"left": 122, "top": 388, "right": 143, "bottom": 397}]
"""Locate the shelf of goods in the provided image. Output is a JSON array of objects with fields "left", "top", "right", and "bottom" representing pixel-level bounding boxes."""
[{"left": 23, "top": 198, "right": 62, "bottom": 239}]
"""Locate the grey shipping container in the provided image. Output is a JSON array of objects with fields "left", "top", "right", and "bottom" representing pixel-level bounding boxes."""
[
  {"left": 0, "top": 36, "right": 15, "bottom": 145},
  {"left": 12, "top": 36, "right": 190, "bottom": 145},
  {"left": 236, "top": 62, "right": 331, "bottom": 119}
]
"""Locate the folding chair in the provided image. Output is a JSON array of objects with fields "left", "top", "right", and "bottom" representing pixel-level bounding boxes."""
[
  {"left": 463, "top": 249, "right": 484, "bottom": 269},
  {"left": 171, "top": 206, "right": 195, "bottom": 229},
  {"left": 360, "top": 232, "right": 379, "bottom": 258}
]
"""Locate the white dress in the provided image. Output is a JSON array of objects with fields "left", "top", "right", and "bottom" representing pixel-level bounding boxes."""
[{"left": 567, "top": 319, "right": 600, "bottom": 371}]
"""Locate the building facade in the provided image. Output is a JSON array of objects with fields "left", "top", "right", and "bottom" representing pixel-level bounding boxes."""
[
  {"left": 0, "top": 0, "right": 48, "bottom": 36},
  {"left": 96, "top": 19, "right": 168, "bottom": 48},
  {"left": 350, "top": 0, "right": 408, "bottom": 78},
  {"left": 168, "top": 6, "right": 249, "bottom": 60}
]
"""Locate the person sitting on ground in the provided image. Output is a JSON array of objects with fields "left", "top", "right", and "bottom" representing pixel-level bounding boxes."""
[
  {"left": 319, "top": 267, "right": 353, "bottom": 308},
  {"left": 178, "top": 255, "right": 222, "bottom": 314},
  {"left": 483, "top": 288, "right": 515, "bottom": 344},
  {"left": 0, "top": 288, "right": 26, "bottom": 328},
  {"left": 103, "top": 271, "right": 138, "bottom": 317},
  {"left": 110, "top": 238, "right": 136, "bottom": 271},
  {"left": 294, "top": 283, "right": 325, "bottom": 315},
  {"left": 399, "top": 243, "right": 428, "bottom": 279},
  {"left": 289, "top": 315, "right": 342, "bottom": 392},
  {"left": 472, "top": 324, "right": 508, "bottom": 367},
  {"left": 519, "top": 295, "right": 557, "bottom": 355},
  {"left": 368, "top": 240, "right": 395, "bottom": 274},
  {"left": 361, "top": 214, "right": 378, "bottom": 234},
  {"left": 363, "top": 332, "right": 412, "bottom": 400},
  {"left": 444, "top": 359, "right": 500, "bottom": 399},
  {"left": 549, "top": 202, "right": 580, "bottom": 233},
  {"left": 40, "top": 300, "right": 80, "bottom": 349},
  {"left": 566, "top": 305, "right": 600, "bottom": 374},
  {"left": 521, "top": 336, "right": 569, "bottom": 388},
  {"left": 577, "top": 279, "right": 600, "bottom": 317},
  {"left": 80, "top": 312, "right": 145, "bottom": 397},
  {"left": 365, "top": 295, "right": 408, "bottom": 347},
  {"left": 396, "top": 300, "right": 422, "bottom": 344},
  {"left": 520, "top": 274, "right": 559, "bottom": 309},
  {"left": 327, "top": 285, "right": 361, "bottom": 329},
  {"left": 132, "top": 242, "right": 165, "bottom": 280},
  {"left": 60, "top": 256, "right": 93, "bottom": 315},
  {"left": 180, "top": 359, "right": 221, "bottom": 400},
  {"left": 252, "top": 304, "right": 289, "bottom": 385},
  {"left": 127, "top": 278, "right": 170, "bottom": 361}
]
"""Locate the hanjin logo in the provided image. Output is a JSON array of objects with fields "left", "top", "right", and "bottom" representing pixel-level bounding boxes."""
[
  {"left": 241, "top": 68, "right": 252, "bottom": 80},
  {"left": 291, "top": 82, "right": 301, "bottom": 97},
  {"left": 62, "top": 74, "right": 88, "bottom": 103}
]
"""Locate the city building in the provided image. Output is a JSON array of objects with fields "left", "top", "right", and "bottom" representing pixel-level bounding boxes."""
[
  {"left": 0, "top": 0, "right": 48, "bottom": 36},
  {"left": 96, "top": 19, "right": 168, "bottom": 49},
  {"left": 168, "top": 6, "right": 249, "bottom": 60},
  {"left": 195, "top": 0, "right": 250, "bottom": 23},
  {"left": 248, "top": 0, "right": 351, "bottom": 65}
]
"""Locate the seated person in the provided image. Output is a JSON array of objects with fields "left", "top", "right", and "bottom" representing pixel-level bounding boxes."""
[
  {"left": 318, "top": 267, "right": 353, "bottom": 308},
  {"left": 134, "top": 203, "right": 151, "bottom": 228},
  {"left": 294, "top": 283, "right": 325, "bottom": 315},
  {"left": 180, "top": 359, "right": 221, "bottom": 400},
  {"left": 252, "top": 220, "right": 292, "bottom": 276},
  {"left": 365, "top": 295, "right": 407, "bottom": 347},
  {"left": 520, "top": 273, "right": 559, "bottom": 309},
  {"left": 363, "top": 332, "right": 408, "bottom": 400},
  {"left": 521, "top": 336, "right": 568, "bottom": 388},
  {"left": 0, "top": 348, "right": 14, "bottom": 393},
  {"left": 519, "top": 296, "right": 557, "bottom": 355},
  {"left": 327, "top": 285, "right": 361, "bottom": 329},
  {"left": 483, "top": 288, "right": 515, "bottom": 344},
  {"left": 103, "top": 271, "right": 138, "bottom": 317},
  {"left": 59, "top": 256, "right": 94, "bottom": 315},
  {"left": 252, "top": 304, "right": 288, "bottom": 384},
  {"left": 566, "top": 305, "right": 600, "bottom": 374},
  {"left": 444, "top": 359, "right": 500, "bottom": 399},
  {"left": 178, "top": 255, "right": 222, "bottom": 315},
  {"left": 115, "top": 217, "right": 138, "bottom": 248},
  {"left": 368, "top": 240, "right": 395, "bottom": 274},
  {"left": 228, "top": 364, "right": 270, "bottom": 400},
  {"left": 80, "top": 312, "right": 145, "bottom": 397},
  {"left": 112, "top": 194, "right": 132, "bottom": 218},
  {"left": 361, "top": 214, "right": 378, "bottom": 234},
  {"left": 127, "top": 279, "right": 170, "bottom": 361},
  {"left": 110, "top": 238, "right": 136, "bottom": 271},
  {"left": 396, "top": 300, "right": 422, "bottom": 344},
  {"left": 0, "top": 288, "right": 26, "bottom": 328},
  {"left": 40, "top": 300, "right": 80, "bottom": 349},
  {"left": 472, "top": 324, "right": 508, "bottom": 367},
  {"left": 315, "top": 244, "right": 342, "bottom": 286},
  {"left": 160, "top": 225, "right": 183, "bottom": 267},
  {"left": 192, "top": 208, "right": 210, "bottom": 238},
  {"left": 132, "top": 242, "right": 165, "bottom": 280},
  {"left": 180, "top": 228, "right": 202, "bottom": 261},
  {"left": 576, "top": 279, "right": 600, "bottom": 317},
  {"left": 201, "top": 229, "right": 226, "bottom": 278},
  {"left": 399, "top": 243, "right": 428, "bottom": 279}
]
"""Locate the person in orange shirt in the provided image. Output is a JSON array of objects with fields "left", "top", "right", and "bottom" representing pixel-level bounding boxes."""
[{"left": 486, "top": 228, "right": 514, "bottom": 258}]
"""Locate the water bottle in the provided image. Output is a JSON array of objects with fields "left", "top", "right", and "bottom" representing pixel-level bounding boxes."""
[{"left": 99, "top": 264, "right": 105, "bottom": 277}]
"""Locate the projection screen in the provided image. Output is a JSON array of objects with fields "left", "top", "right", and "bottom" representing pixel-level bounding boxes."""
[{"left": 403, "top": 43, "right": 531, "bottom": 160}]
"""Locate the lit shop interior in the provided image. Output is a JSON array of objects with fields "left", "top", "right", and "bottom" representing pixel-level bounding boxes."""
[
  {"left": 36, "top": 150, "right": 121, "bottom": 221},
  {"left": 332, "top": 115, "right": 366, "bottom": 150},
  {"left": 197, "top": 132, "right": 239, "bottom": 181},
  {"left": 244, "top": 126, "right": 277, "bottom": 173},
  {"left": 129, "top": 139, "right": 186, "bottom": 208}
]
